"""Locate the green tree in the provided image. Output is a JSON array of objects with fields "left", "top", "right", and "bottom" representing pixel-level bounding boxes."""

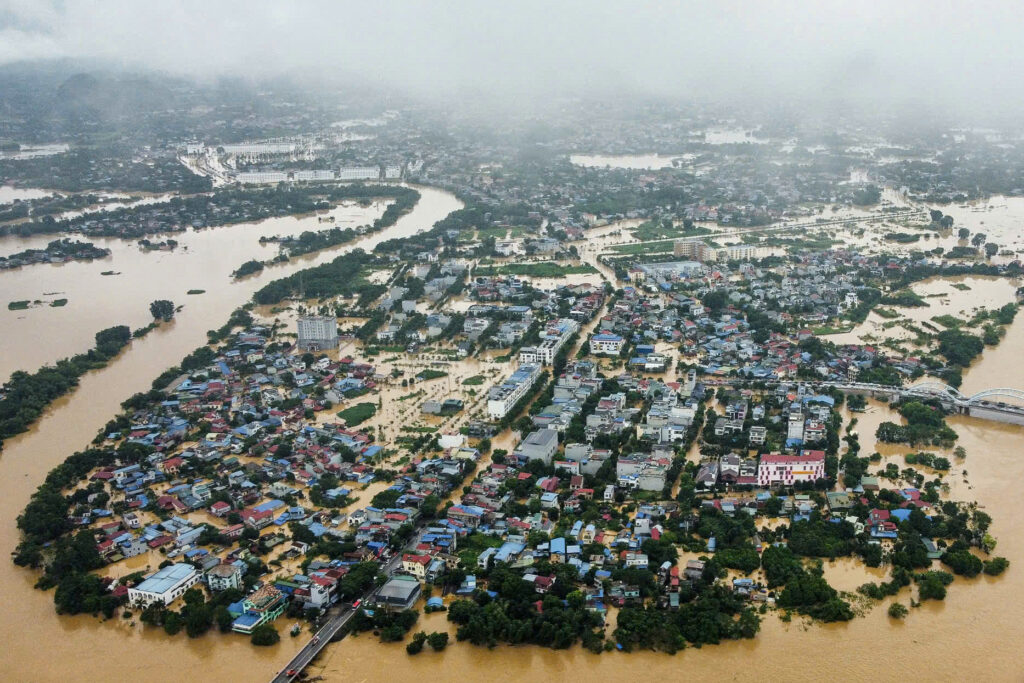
[
  {"left": 149, "top": 299, "right": 176, "bottom": 321},
  {"left": 251, "top": 624, "right": 280, "bottom": 646}
]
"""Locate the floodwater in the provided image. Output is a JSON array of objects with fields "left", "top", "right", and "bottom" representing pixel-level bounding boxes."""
[
  {"left": 827, "top": 275, "right": 1020, "bottom": 346},
  {"left": 2, "top": 188, "right": 1024, "bottom": 681},
  {"left": 0, "top": 185, "right": 459, "bottom": 382},
  {"left": 0, "top": 143, "right": 69, "bottom": 160},
  {"left": 0, "top": 185, "right": 55, "bottom": 204},
  {"left": 0, "top": 185, "right": 462, "bottom": 682}
]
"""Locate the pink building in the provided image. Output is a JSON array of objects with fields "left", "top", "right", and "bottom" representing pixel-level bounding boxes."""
[{"left": 757, "top": 450, "right": 826, "bottom": 487}]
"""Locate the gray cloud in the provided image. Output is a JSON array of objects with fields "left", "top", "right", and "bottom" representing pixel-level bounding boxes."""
[{"left": 1, "top": 0, "right": 1023, "bottom": 115}]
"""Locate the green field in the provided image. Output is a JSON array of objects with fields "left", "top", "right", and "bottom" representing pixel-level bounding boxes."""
[
  {"left": 608, "top": 240, "right": 676, "bottom": 255},
  {"left": 475, "top": 262, "right": 597, "bottom": 277},
  {"left": 462, "top": 375, "right": 486, "bottom": 386},
  {"left": 8, "top": 300, "right": 29, "bottom": 310},
  {"left": 336, "top": 402, "right": 377, "bottom": 427},
  {"left": 416, "top": 369, "right": 449, "bottom": 381}
]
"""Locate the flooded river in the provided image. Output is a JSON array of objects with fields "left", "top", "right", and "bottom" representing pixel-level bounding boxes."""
[
  {"left": 0, "top": 185, "right": 458, "bottom": 382},
  {"left": 2, "top": 188, "right": 1024, "bottom": 681}
]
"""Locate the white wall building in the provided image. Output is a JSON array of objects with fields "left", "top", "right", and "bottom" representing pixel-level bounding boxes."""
[
  {"left": 297, "top": 316, "right": 339, "bottom": 351},
  {"left": 127, "top": 563, "right": 199, "bottom": 607},
  {"left": 487, "top": 363, "right": 542, "bottom": 419},
  {"left": 590, "top": 333, "right": 624, "bottom": 356}
]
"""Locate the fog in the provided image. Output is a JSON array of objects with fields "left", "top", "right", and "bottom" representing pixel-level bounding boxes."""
[{"left": 2, "top": 0, "right": 1024, "bottom": 117}]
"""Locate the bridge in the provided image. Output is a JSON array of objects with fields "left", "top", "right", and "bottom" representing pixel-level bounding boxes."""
[
  {"left": 270, "top": 540, "right": 406, "bottom": 682},
  {"left": 747, "top": 379, "right": 1024, "bottom": 425}
]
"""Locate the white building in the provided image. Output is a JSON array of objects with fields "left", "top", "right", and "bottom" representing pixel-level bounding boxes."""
[
  {"left": 338, "top": 166, "right": 380, "bottom": 180},
  {"left": 206, "top": 564, "right": 242, "bottom": 592},
  {"left": 757, "top": 452, "right": 826, "bottom": 487},
  {"left": 293, "top": 170, "right": 336, "bottom": 181},
  {"left": 236, "top": 171, "right": 288, "bottom": 184},
  {"left": 222, "top": 142, "right": 296, "bottom": 155},
  {"left": 297, "top": 316, "right": 338, "bottom": 351},
  {"left": 487, "top": 363, "right": 542, "bottom": 419},
  {"left": 590, "top": 333, "right": 624, "bottom": 356},
  {"left": 519, "top": 318, "right": 579, "bottom": 365},
  {"left": 721, "top": 244, "right": 758, "bottom": 261},
  {"left": 127, "top": 563, "right": 199, "bottom": 607}
]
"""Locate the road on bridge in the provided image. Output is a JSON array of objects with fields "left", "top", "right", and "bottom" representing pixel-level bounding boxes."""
[{"left": 270, "top": 541, "right": 406, "bottom": 682}]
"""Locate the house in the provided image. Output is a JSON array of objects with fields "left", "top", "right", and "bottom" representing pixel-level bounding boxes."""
[
  {"left": 232, "top": 585, "right": 286, "bottom": 634},
  {"left": 206, "top": 563, "right": 242, "bottom": 592},
  {"left": 375, "top": 575, "right": 422, "bottom": 611},
  {"left": 757, "top": 451, "right": 826, "bottom": 487},
  {"left": 590, "top": 333, "right": 624, "bottom": 356},
  {"left": 127, "top": 563, "right": 199, "bottom": 607},
  {"left": 515, "top": 429, "right": 559, "bottom": 465},
  {"left": 401, "top": 553, "right": 433, "bottom": 581}
]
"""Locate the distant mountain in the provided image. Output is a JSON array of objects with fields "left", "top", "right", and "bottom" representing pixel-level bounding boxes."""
[{"left": 54, "top": 72, "right": 177, "bottom": 122}]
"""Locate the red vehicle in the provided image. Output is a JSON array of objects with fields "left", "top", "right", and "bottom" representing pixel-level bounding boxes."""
[
  {"left": 286, "top": 670, "right": 298, "bottom": 677},
  {"left": 351, "top": 599, "right": 361, "bottom": 609}
]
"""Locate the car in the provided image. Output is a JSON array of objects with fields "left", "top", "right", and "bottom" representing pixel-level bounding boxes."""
[
  {"left": 351, "top": 599, "right": 361, "bottom": 609},
  {"left": 313, "top": 636, "right": 320, "bottom": 644},
  {"left": 286, "top": 670, "right": 298, "bottom": 677}
]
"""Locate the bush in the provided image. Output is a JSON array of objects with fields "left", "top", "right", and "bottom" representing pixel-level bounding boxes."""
[
  {"left": 251, "top": 624, "right": 280, "bottom": 646},
  {"left": 983, "top": 557, "right": 1010, "bottom": 576},
  {"left": 427, "top": 631, "right": 449, "bottom": 651},
  {"left": 888, "top": 602, "right": 908, "bottom": 619}
]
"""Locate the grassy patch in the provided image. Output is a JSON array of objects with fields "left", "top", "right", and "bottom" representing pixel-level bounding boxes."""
[
  {"left": 336, "top": 402, "right": 377, "bottom": 427},
  {"left": 475, "top": 262, "right": 597, "bottom": 277},
  {"left": 874, "top": 308, "right": 900, "bottom": 319},
  {"left": 187, "top": 289, "right": 206, "bottom": 295},
  {"left": 462, "top": 375, "right": 486, "bottom": 386},
  {"left": 632, "top": 220, "right": 713, "bottom": 242},
  {"left": 8, "top": 300, "right": 29, "bottom": 310},
  {"left": 416, "top": 369, "right": 449, "bottom": 381},
  {"left": 812, "top": 325, "right": 854, "bottom": 335},
  {"left": 49, "top": 298, "right": 68, "bottom": 307},
  {"left": 931, "top": 315, "right": 964, "bottom": 329},
  {"left": 950, "top": 283, "right": 972, "bottom": 291}
]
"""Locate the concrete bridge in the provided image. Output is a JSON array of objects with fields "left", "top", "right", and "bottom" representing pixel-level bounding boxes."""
[{"left": 771, "top": 379, "right": 1024, "bottom": 426}]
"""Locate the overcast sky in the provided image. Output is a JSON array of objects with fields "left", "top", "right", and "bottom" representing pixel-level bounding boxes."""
[{"left": 2, "top": 0, "right": 1023, "bottom": 115}]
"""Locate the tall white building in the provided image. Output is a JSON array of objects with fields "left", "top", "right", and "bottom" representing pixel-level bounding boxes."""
[
  {"left": 518, "top": 318, "right": 579, "bottom": 365},
  {"left": 487, "top": 363, "right": 542, "bottom": 419},
  {"left": 297, "top": 316, "right": 338, "bottom": 351}
]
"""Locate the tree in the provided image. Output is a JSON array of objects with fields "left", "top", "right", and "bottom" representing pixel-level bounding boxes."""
[
  {"left": 983, "top": 557, "right": 1010, "bottom": 576},
  {"left": 149, "top": 299, "right": 175, "bottom": 321},
  {"left": 888, "top": 602, "right": 908, "bottom": 619},
  {"left": 958, "top": 228, "right": 970, "bottom": 240},
  {"left": 427, "top": 631, "right": 449, "bottom": 651},
  {"left": 985, "top": 242, "right": 999, "bottom": 258},
  {"left": 251, "top": 624, "right": 280, "bottom": 646}
]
